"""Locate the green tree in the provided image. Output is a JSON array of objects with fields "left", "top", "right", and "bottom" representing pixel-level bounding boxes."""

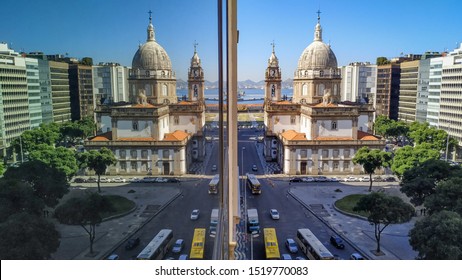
[
  {"left": 373, "top": 115, "right": 393, "bottom": 137},
  {"left": 80, "top": 57, "right": 93, "bottom": 66},
  {"left": 28, "top": 144, "right": 79, "bottom": 179},
  {"left": 424, "top": 177, "right": 462, "bottom": 216},
  {"left": 78, "top": 148, "right": 116, "bottom": 193},
  {"left": 409, "top": 210, "right": 462, "bottom": 259},
  {"left": 11, "top": 122, "right": 60, "bottom": 154},
  {"left": 353, "top": 192, "right": 414, "bottom": 254},
  {"left": 373, "top": 116, "right": 409, "bottom": 143},
  {"left": 409, "top": 121, "right": 449, "bottom": 151},
  {"left": 0, "top": 213, "right": 60, "bottom": 259},
  {"left": 0, "top": 179, "right": 44, "bottom": 222},
  {"left": 3, "top": 160, "right": 70, "bottom": 208},
  {"left": 400, "top": 159, "right": 460, "bottom": 206},
  {"left": 353, "top": 146, "right": 392, "bottom": 191},
  {"left": 376, "top": 57, "right": 390, "bottom": 66},
  {"left": 391, "top": 143, "right": 440, "bottom": 177},
  {"left": 54, "top": 191, "right": 113, "bottom": 255},
  {"left": 0, "top": 161, "right": 4, "bottom": 175},
  {"left": 77, "top": 116, "right": 97, "bottom": 139}
]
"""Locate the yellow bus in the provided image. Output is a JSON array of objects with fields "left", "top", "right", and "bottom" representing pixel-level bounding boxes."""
[
  {"left": 263, "top": 228, "right": 280, "bottom": 260},
  {"left": 246, "top": 173, "right": 261, "bottom": 194},
  {"left": 136, "top": 229, "right": 173, "bottom": 260},
  {"left": 189, "top": 228, "right": 206, "bottom": 259},
  {"left": 208, "top": 174, "right": 219, "bottom": 194},
  {"left": 296, "top": 228, "right": 334, "bottom": 260}
]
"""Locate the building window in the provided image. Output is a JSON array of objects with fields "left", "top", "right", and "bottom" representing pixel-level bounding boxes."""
[
  {"left": 300, "top": 149, "right": 307, "bottom": 158},
  {"left": 130, "top": 150, "right": 137, "bottom": 159},
  {"left": 322, "top": 149, "right": 329, "bottom": 158},
  {"left": 343, "top": 162, "right": 350, "bottom": 170},
  {"left": 119, "top": 150, "right": 126, "bottom": 159},
  {"left": 141, "top": 150, "right": 148, "bottom": 159},
  {"left": 131, "top": 162, "right": 137, "bottom": 171},
  {"left": 344, "top": 149, "right": 350, "bottom": 158},
  {"left": 174, "top": 116, "right": 179, "bottom": 125},
  {"left": 162, "top": 149, "right": 169, "bottom": 159},
  {"left": 333, "top": 162, "right": 339, "bottom": 170},
  {"left": 302, "top": 84, "right": 308, "bottom": 96},
  {"left": 132, "top": 121, "right": 138, "bottom": 131},
  {"left": 162, "top": 84, "right": 168, "bottom": 96},
  {"left": 291, "top": 116, "right": 296, "bottom": 125},
  {"left": 333, "top": 149, "right": 339, "bottom": 158},
  {"left": 120, "top": 162, "right": 126, "bottom": 171},
  {"left": 331, "top": 121, "right": 338, "bottom": 130}
]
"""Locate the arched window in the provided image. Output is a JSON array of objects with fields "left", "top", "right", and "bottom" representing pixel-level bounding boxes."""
[
  {"left": 331, "top": 121, "right": 338, "bottom": 130},
  {"left": 162, "top": 84, "right": 168, "bottom": 96},
  {"left": 302, "top": 84, "right": 308, "bottom": 96},
  {"left": 271, "top": 84, "right": 275, "bottom": 97}
]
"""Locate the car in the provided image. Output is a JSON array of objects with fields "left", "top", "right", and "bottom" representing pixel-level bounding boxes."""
[
  {"left": 155, "top": 177, "right": 167, "bottom": 183},
  {"left": 211, "top": 164, "right": 217, "bottom": 171},
  {"left": 350, "top": 252, "right": 365, "bottom": 260},
  {"left": 99, "top": 177, "right": 111, "bottom": 183},
  {"left": 270, "top": 209, "right": 280, "bottom": 220},
  {"left": 281, "top": 254, "right": 292, "bottom": 260},
  {"left": 112, "top": 177, "right": 126, "bottom": 183},
  {"left": 128, "top": 177, "right": 141, "bottom": 183},
  {"left": 171, "top": 239, "right": 185, "bottom": 253},
  {"left": 285, "top": 238, "right": 298, "bottom": 253},
  {"left": 295, "top": 256, "right": 306, "bottom": 260},
  {"left": 385, "top": 176, "right": 396, "bottom": 182},
  {"left": 344, "top": 176, "right": 357, "bottom": 182},
  {"left": 73, "top": 178, "right": 85, "bottom": 183},
  {"left": 252, "top": 164, "right": 258, "bottom": 171},
  {"left": 125, "top": 237, "right": 140, "bottom": 250},
  {"left": 330, "top": 235, "right": 345, "bottom": 249},
  {"left": 328, "top": 177, "right": 339, "bottom": 182},
  {"left": 178, "top": 254, "right": 188, "bottom": 260},
  {"left": 359, "top": 176, "right": 370, "bottom": 182},
  {"left": 302, "top": 177, "right": 315, "bottom": 182},
  {"left": 107, "top": 254, "right": 119, "bottom": 260},
  {"left": 142, "top": 177, "right": 156, "bottom": 183},
  {"left": 190, "top": 209, "right": 200, "bottom": 220},
  {"left": 373, "top": 176, "right": 383, "bottom": 182},
  {"left": 168, "top": 178, "right": 180, "bottom": 183},
  {"left": 289, "top": 177, "right": 303, "bottom": 183},
  {"left": 315, "top": 176, "right": 328, "bottom": 182},
  {"left": 86, "top": 177, "right": 97, "bottom": 183}
]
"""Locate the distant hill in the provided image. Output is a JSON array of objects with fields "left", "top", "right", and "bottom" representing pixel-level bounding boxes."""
[{"left": 177, "top": 78, "right": 293, "bottom": 89}]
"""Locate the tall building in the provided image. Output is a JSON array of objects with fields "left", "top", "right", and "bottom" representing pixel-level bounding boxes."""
[
  {"left": 85, "top": 14, "right": 205, "bottom": 175},
  {"left": 398, "top": 60, "right": 419, "bottom": 123},
  {"left": 340, "top": 62, "right": 377, "bottom": 103},
  {"left": 427, "top": 56, "right": 444, "bottom": 127},
  {"left": 263, "top": 14, "right": 384, "bottom": 175},
  {"left": 26, "top": 52, "right": 53, "bottom": 124},
  {"left": 438, "top": 44, "right": 462, "bottom": 155},
  {"left": 24, "top": 57, "right": 42, "bottom": 129},
  {"left": 0, "top": 44, "right": 31, "bottom": 158},
  {"left": 92, "top": 63, "right": 130, "bottom": 104},
  {"left": 69, "top": 64, "right": 94, "bottom": 120},
  {"left": 375, "top": 63, "right": 401, "bottom": 120},
  {"left": 49, "top": 60, "right": 71, "bottom": 123}
]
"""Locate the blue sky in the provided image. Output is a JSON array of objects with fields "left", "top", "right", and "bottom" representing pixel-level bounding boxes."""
[{"left": 1, "top": 0, "right": 461, "bottom": 82}]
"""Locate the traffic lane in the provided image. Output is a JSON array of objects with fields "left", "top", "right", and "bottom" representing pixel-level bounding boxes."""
[{"left": 111, "top": 179, "right": 218, "bottom": 260}]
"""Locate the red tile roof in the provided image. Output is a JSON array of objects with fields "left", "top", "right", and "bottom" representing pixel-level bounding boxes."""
[
  {"left": 164, "top": 130, "right": 190, "bottom": 141},
  {"left": 280, "top": 130, "right": 307, "bottom": 140},
  {"left": 89, "top": 131, "right": 112, "bottom": 141},
  {"left": 357, "top": 130, "right": 379, "bottom": 140}
]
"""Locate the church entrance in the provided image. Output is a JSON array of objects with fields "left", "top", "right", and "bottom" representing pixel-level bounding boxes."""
[
  {"left": 301, "top": 162, "right": 307, "bottom": 174},
  {"left": 163, "top": 162, "right": 170, "bottom": 175}
]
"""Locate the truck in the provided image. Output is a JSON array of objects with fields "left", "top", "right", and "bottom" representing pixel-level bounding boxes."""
[
  {"left": 247, "top": 208, "right": 260, "bottom": 234},
  {"left": 209, "top": 208, "right": 219, "bottom": 237}
]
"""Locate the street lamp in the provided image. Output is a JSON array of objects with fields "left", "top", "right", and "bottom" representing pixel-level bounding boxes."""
[{"left": 241, "top": 147, "right": 246, "bottom": 234}]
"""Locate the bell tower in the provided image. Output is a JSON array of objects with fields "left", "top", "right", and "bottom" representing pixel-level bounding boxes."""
[
  {"left": 187, "top": 42, "right": 204, "bottom": 102},
  {"left": 264, "top": 42, "right": 282, "bottom": 102}
]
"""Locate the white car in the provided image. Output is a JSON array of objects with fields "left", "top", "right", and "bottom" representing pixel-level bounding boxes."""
[
  {"left": 111, "top": 177, "right": 126, "bottom": 183},
  {"left": 302, "top": 177, "right": 315, "bottom": 182},
  {"left": 344, "top": 176, "right": 357, "bottom": 182},
  {"left": 155, "top": 177, "right": 168, "bottom": 183},
  {"left": 99, "top": 177, "right": 111, "bottom": 183},
  {"left": 270, "top": 209, "right": 280, "bottom": 220},
  {"left": 190, "top": 209, "right": 200, "bottom": 220},
  {"left": 359, "top": 176, "right": 370, "bottom": 182}
]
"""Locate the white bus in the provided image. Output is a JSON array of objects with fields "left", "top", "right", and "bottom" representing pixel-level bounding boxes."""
[
  {"left": 136, "top": 229, "right": 173, "bottom": 260},
  {"left": 209, "top": 174, "right": 219, "bottom": 194},
  {"left": 296, "top": 228, "right": 334, "bottom": 260}
]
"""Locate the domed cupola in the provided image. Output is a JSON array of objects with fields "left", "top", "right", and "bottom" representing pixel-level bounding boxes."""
[
  {"left": 296, "top": 13, "right": 337, "bottom": 71},
  {"left": 131, "top": 12, "right": 172, "bottom": 72},
  {"left": 268, "top": 43, "right": 279, "bottom": 67}
]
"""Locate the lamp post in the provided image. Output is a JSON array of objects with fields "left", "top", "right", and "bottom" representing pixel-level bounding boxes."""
[{"left": 241, "top": 147, "right": 246, "bottom": 234}]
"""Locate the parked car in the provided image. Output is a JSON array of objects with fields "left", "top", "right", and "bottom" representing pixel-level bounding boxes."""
[
  {"left": 373, "top": 176, "right": 383, "bottom": 182},
  {"left": 350, "top": 252, "right": 365, "bottom": 260},
  {"left": 270, "top": 209, "right": 280, "bottom": 220},
  {"left": 112, "top": 177, "right": 126, "bottom": 183},
  {"left": 285, "top": 238, "right": 298, "bottom": 253},
  {"left": 302, "top": 177, "right": 315, "bottom": 182},
  {"left": 73, "top": 178, "right": 85, "bottom": 183},
  {"left": 328, "top": 177, "right": 339, "bottom": 182},
  {"left": 289, "top": 177, "right": 303, "bottom": 183},
  {"left": 385, "top": 176, "right": 396, "bottom": 182},
  {"left": 168, "top": 178, "right": 180, "bottom": 183},
  {"left": 211, "top": 164, "right": 217, "bottom": 171},
  {"left": 178, "top": 254, "right": 188, "bottom": 260},
  {"left": 125, "top": 237, "right": 140, "bottom": 250},
  {"left": 142, "top": 177, "right": 156, "bottom": 183},
  {"left": 315, "top": 176, "right": 328, "bottom": 182},
  {"left": 128, "top": 177, "right": 141, "bottom": 183},
  {"left": 295, "top": 256, "right": 306, "bottom": 260},
  {"left": 171, "top": 239, "right": 185, "bottom": 253},
  {"left": 190, "top": 209, "right": 200, "bottom": 220},
  {"left": 281, "top": 254, "right": 292, "bottom": 260},
  {"left": 99, "top": 177, "right": 111, "bottom": 183},
  {"left": 359, "top": 176, "right": 370, "bottom": 182},
  {"left": 155, "top": 177, "right": 168, "bottom": 183},
  {"left": 86, "top": 177, "right": 97, "bottom": 183},
  {"left": 330, "top": 235, "right": 345, "bottom": 249},
  {"left": 252, "top": 164, "right": 258, "bottom": 171},
  {"left": 344, "top": 176, "right": 357, "bottom": 182}
]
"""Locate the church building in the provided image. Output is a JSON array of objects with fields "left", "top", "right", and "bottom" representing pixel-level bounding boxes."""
[
  {"left": 263, "top": 14, "right": 385, "bottom": 175},
  {"left": 84, "top": 13, "right": 206, "bottom": 175}
]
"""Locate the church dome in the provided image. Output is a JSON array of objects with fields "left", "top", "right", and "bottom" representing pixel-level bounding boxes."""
[
  {"left": 297, "top": 19, "right": 337, "bottom": 70},
  {"left": 131, "top": 15, "right": 172, "bottom": 71}
]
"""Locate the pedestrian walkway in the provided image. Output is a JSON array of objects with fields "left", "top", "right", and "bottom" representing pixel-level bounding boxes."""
[{"left": 288, "top": 184, "right": 419, "bottom": 260}]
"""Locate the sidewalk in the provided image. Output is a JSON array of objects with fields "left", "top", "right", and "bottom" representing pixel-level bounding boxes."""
[{"left": 288, "top": 183, "right": 419, "bottom": 260}]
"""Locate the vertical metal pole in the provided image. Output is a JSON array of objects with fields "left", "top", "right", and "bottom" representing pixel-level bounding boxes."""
[{"left": 19, "top": 135, "right": 24, "bottom": 163}]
